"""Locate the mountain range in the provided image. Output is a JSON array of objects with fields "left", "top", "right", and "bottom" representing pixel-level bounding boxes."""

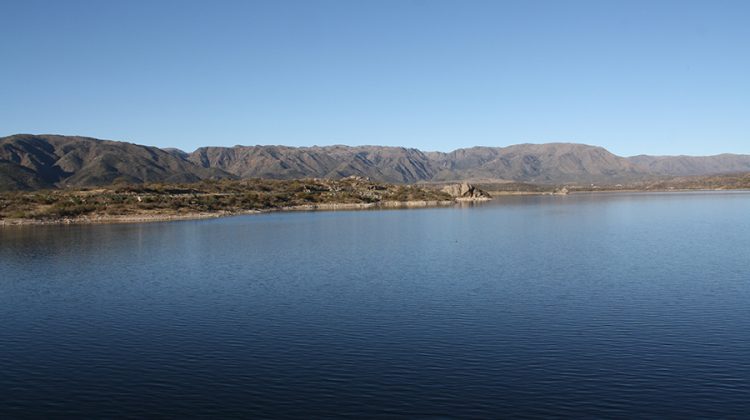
[{"left": 2, "top": 134, "right": 750, "bottom": 190}]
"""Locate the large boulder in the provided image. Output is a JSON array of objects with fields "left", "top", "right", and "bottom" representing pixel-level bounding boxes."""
[{"left": 441, "top": 183, "right": 491, "bottom": 200}]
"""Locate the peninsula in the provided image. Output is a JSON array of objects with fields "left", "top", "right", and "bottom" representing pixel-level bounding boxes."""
[{"left": 0, "top": 177, "right": 488, "bottom": 225}]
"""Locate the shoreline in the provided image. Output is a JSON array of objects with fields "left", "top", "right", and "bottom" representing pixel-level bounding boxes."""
[
  {"left": 489, "top": 187, "right": 750, "bottom": 195},
  {"left": 3, "top": 188, "right": 749, "bottom": 227},
  {"left": 0, "top": 200, "right": 457, "bottom": 227}
]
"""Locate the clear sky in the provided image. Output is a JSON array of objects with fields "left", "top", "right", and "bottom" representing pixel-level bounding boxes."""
[{"left": 1, "top": 0, "right": 748, "bottom": 156}]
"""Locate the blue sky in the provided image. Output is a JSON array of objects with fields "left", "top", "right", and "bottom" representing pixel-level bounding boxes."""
[{"left": 1, "top": 0, "right": 748, "bottom": 156}]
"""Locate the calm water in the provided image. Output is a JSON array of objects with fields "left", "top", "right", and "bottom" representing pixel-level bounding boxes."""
[{"left": 2, "top": 192, "right": 750, "bottom": 417}]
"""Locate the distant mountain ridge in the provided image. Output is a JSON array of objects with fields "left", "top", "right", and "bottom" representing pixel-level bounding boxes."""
[
  {"left": 0, "top": 134, "right": 233, "bottom": 190},
  {"left": 187, "top": 145, "right": 436, "bottom": 183},
  {"left": 2, "top": 134, "right": 750, "bottom": 190}
]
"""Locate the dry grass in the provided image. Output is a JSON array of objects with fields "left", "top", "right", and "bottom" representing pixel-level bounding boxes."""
[{"left": 0, "top": 178, "right": 453, "bottom": 221}]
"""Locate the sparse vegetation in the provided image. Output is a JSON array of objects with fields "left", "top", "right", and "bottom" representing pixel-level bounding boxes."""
[
  {"left": 0, "top": 177, "right": 454, "bottom": 223},
  {"left": 563, "top": 173, "right": 750, "bottom": 192},
  {"left": 456, "top": 173, "right": 750, "bottom": 195},
  {"left": 3, "top": 172, "right": 747, "bottom": 225}
]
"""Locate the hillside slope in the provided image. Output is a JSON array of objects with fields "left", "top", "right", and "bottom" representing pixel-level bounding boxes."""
[
  {"left": 0, "top": 135, "right": 233, "bottom": 190},
  {"left": 188, "top": 145, "right": 436, "bottom": 183},
  {"left": 629, "top": 154, "right": 750, "bottom": 176},
  {"left": 3, "top": 134, "right": 750, "bottom": 190},
  {"left": 429, "top": 143, "right": 643, "bottom": 183}
]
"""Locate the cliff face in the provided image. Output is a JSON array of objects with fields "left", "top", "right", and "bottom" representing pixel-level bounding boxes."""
[{"left": 3, "top": 134, "right": 750, "bottom": 191}]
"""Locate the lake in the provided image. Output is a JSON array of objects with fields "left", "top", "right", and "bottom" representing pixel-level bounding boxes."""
[{"left": 2, "top": 191, "right": 750, "bottom": 417}]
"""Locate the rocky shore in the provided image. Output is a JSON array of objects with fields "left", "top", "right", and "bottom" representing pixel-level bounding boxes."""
[
  {"left": 0, "top": 178, "right": 465, "bottom": 226},
  {"left": 0, "top": 200, "right": 459, "bottom": 226}
]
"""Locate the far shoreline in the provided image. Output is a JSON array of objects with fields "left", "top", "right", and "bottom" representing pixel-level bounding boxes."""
[{"left": 3, "top": 189, "right": 749, "bottom": 227}]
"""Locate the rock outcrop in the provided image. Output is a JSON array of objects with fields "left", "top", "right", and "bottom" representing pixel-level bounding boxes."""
[{"left": 441, "top": 183, "right": 492, "bottom": 201}]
